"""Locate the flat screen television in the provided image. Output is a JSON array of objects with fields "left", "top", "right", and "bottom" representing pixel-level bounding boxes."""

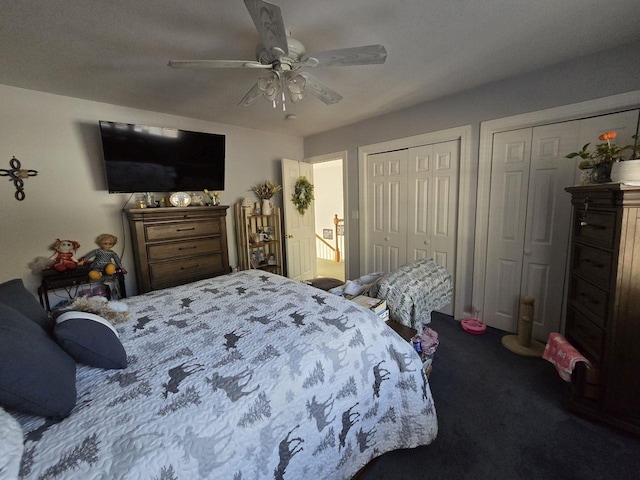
[{"left": 98, "top": 121, "right": 225, "bottom": 193}]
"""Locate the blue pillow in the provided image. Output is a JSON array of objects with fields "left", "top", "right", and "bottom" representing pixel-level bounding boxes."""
[
  {"left": 0, "top": 304, "right": 77, "bottom": 418},
  {"left": 54, "top": 312, "right": 127, "bottom": 369},
  {"left": 0, "top": 278, "right": 54, "bottom": 333}
]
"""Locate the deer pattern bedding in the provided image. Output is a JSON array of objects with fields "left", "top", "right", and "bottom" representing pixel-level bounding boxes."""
[{"left": 15, "top": 270, "right": 438, "bottom": 480}]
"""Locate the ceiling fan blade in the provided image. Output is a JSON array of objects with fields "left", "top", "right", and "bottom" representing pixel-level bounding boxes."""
[
  {"left": 238, "top": 82, "right": 265, "bottom": 107},
  {"left": 244, "top": 0, "right": 288, "bottom": 60},
  {"left": 298, "top": 72, "right": 343, "bottom": 105},
  {"left": 301, "top": 45, "right": 387, "bottom": 67},
  {"left": 168, "top": 60, "right": 271, "bottom": 69}
]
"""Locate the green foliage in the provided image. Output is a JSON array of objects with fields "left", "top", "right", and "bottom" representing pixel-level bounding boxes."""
[
  {"left": 625, "top": 134, "right": 640, "bottom": 160},
  {"left": 565, "top": 133, "right": 633, "bottom": 167},
  {"left": 291, "top": 176, "right": 314, "bottom": 215}
]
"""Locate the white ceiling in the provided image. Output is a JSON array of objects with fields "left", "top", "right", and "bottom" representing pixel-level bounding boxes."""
[{"left": 2, "top": 0, "right": 639, "bottom": 137}]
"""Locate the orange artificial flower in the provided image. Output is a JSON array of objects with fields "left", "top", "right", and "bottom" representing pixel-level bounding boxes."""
[
  {"left": 599, "top": 131, "right": 617, "bottom": 142},
  {"left": 566, "top": 130, "right": 628, "bottom": 167}
]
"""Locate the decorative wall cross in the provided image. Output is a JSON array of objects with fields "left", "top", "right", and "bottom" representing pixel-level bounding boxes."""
[{"left": 0, "top": 156, "right": 38, "bottom": 201}]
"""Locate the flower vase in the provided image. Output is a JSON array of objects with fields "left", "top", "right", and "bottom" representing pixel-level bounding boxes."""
[
  {"left": 579, "top": 167, "right": 594, "bottom": 185},
  {"left": 592, "top": 163, "right": 612, "bottom": 184},
  {"left": 262, "top": 198, "right": 272, "bottom": 215}
]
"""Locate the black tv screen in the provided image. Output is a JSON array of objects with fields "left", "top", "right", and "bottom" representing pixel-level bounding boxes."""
[{"left": 99, "top": 121, "right": 225, "bottom": 193}]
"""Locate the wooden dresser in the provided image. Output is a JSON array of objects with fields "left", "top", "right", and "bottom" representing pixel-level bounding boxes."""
[
  {"left": 564, "top": 184, "right": 640, "bottom": 436},
  {"left": 126, "top": 206, "right": 230, "bottom": 293}
]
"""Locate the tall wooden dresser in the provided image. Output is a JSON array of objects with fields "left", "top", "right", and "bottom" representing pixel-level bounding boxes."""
[
  {"left": 127, "top": 206, "right": 230, "bottom": 293},
  {"left": 564, "top": 184, "right": 640, "bottom": 436}
]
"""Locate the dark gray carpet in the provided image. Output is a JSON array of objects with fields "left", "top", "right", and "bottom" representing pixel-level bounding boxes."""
[{"left": 363, "top": 313, "right": 640, "bottom": 480}]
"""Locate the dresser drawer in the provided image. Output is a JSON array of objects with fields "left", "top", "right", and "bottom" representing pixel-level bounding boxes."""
[
  {"left": 149, "top": 254, "right": 226, "bottom": 287},
  {"left": 147, "top": 238, "right": 222, "bottom": 262},
  {"left": 566, "top": 308, "right": 605, "bottom": 363},
  {"left": 145, "top": 221, "right": 220, "bottom": 242},
  {"left": 570, "top": 276, "right": 608, "bottom": 327},
  {"left": 574, "top": 210, "right": 616, "bottom": 248},
  {"left": 572, "top": 244, "right": 612, "bottom": 290}
]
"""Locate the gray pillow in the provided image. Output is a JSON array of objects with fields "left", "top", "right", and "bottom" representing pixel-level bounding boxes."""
[
  {"left": 0, "top": 279, "right": 53, "bottom": 333},
  {"left": 54, "top": 311, "right": 127, "bottom": 369},
  {"left": 0, "top": 304, "right": 77, "bottom": 418}
]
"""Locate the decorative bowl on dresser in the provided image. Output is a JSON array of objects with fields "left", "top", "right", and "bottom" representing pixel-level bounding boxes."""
[
  {"left": 126, "top": 206, "right": 230, "bottom": 293},
  {"left": 564, "top": 184, "right": 640, "bottom": 436}
]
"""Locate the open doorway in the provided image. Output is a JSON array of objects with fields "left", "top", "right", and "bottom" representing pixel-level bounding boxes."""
[{"left": 311, "top": 156, "right": 345, "bottom": 282}]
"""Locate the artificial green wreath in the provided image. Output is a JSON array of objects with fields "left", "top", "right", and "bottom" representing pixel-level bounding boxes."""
[{"left": 291, "top": 176, "right": 314, "bottom": 214}]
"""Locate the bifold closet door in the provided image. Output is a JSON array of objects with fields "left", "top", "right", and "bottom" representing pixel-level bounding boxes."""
[
  {"left": 366, "top": 141, "right": 459, "bottom": 315},
  {"left": 406, "top": 141, "right": 459, "bottom": 273},
  {"left": 483, "top": 128, "right": 533, "bottom": 333},
  {"left": 367, "top": 149, "right": 408, "bottom": 273},
  {"left": 483, "top": 110, "right": 639, "bottom": 339},
  {"left": 522, "top": 122, "right": 579, "bottom": 341},
  {"left": 483, "top": 122, "right": 579, "bottom": 338}
]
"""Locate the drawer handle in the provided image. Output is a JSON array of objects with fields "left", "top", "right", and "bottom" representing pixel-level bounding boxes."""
[
  {"left": 581, "top": 258, "right": 604, "bottom": 268},
  {"left": 583, "top": 224, "right": 607, "bottom": 231},
  {"left": 176, "top": 227, "right": 196, "bottom": 232},
  {"left": 178, "top": 246, "right": 198, "bottom": 251},
  {"left": 578, "top": 292, "right": 599, "bottom": 305},
  {"left": 180, "top": 264, "right": 199, "bottom": 270}
]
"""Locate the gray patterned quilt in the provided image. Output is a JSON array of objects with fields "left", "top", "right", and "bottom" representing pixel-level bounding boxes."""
[
  {"left": 374, "top": 259, "right": 453, "bottom": 330},
  {"left": 16, "top": 270, "right": 437, "bottom": 479}
]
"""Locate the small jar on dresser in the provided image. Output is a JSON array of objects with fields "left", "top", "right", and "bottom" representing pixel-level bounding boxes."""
[
  {"left": 564, "top": 183, "right": 640, "bottom": 436},
  {"left": 126, "top": 206, "right": 230, "bottom": 293}
]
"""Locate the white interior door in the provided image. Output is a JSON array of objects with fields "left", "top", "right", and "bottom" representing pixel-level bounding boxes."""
[
  {"left": 523, "top": 122, "right": 579, "bottom": 340},
  {"left": 366, "top": 150, "right": 408, "bottom": 273},
  {"left": 282, "top": 159, "right": 316, "bottom": 281},
  {"left": 406, "top": 142, "right": 459, "bottom": 269},
  {"left": 366, "top": 141, "right": 460, "bottom": 315},
  {"left": 406, "top": 141, "right": 459, "bottom": 315},
  {"left": 484, "top": 124, "right": 582, "bottom": 336},
  {"left": 483, "top": 110, "right": 639, "bottom": 339},
  {"left": 484, "top": 128, "right": 533, "bottom": 332}
]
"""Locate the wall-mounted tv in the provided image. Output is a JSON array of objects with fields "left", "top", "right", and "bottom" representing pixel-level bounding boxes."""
[{"left": 99, "top": 121, "right": 225, "bottom": 193}]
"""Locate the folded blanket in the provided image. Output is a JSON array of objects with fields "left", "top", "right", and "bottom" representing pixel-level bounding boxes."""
[{"left": 542, "top": 333, "right": 591, "bottom": 381}]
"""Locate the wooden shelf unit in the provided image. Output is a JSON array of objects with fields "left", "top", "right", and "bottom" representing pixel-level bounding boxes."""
[
  {"left": 126, "top": 206, "right": 230, "bottom": 293},
  {"left": 234, "top": 203, "right": 283, "bottom": 275}
]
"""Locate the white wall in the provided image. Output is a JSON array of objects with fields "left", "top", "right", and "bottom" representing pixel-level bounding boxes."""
[
  {"left": 313, "top": 160, "right": 343, "bottom": 236},
  {"left": 0, "top": 85, "right": 303, "bottom": 296},
  {"left": 303, "top": 39, "right": 640, "bottom": 314}
]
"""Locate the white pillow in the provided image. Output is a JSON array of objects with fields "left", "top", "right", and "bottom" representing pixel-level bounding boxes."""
[
  {"left": 358, "top": 271, "right": 383, "bottom": 285},
  {"left": 343, "top": 280, "right": 366, "bottom": 296},
  {"left": 0, "top": 407, "right": 23, "bottom": 480}
]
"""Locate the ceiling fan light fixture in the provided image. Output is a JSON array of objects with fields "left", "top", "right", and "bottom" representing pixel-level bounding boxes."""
[
  {"left": 285, "top": 72, "right": 306, "bottom": 103},
  {"left": 175, "top": 1, "right": 387, "bottom": 111},
  {"left": 257, "top": 73, "right": 279, "bottom": 101}
]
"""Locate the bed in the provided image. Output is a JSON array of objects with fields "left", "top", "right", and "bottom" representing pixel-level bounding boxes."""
[{"left": 6, "top": 270, "right": 437, "bottom": 479}]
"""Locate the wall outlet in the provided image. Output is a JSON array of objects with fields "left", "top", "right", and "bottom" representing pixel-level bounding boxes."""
[{"left": 351, "top": 210, "right": 359, "bottom": 219}]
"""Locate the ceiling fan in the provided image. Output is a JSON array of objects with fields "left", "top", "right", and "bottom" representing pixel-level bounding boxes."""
[{"left": 168, "top": 0, "right": 387, "bottom": 110}]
